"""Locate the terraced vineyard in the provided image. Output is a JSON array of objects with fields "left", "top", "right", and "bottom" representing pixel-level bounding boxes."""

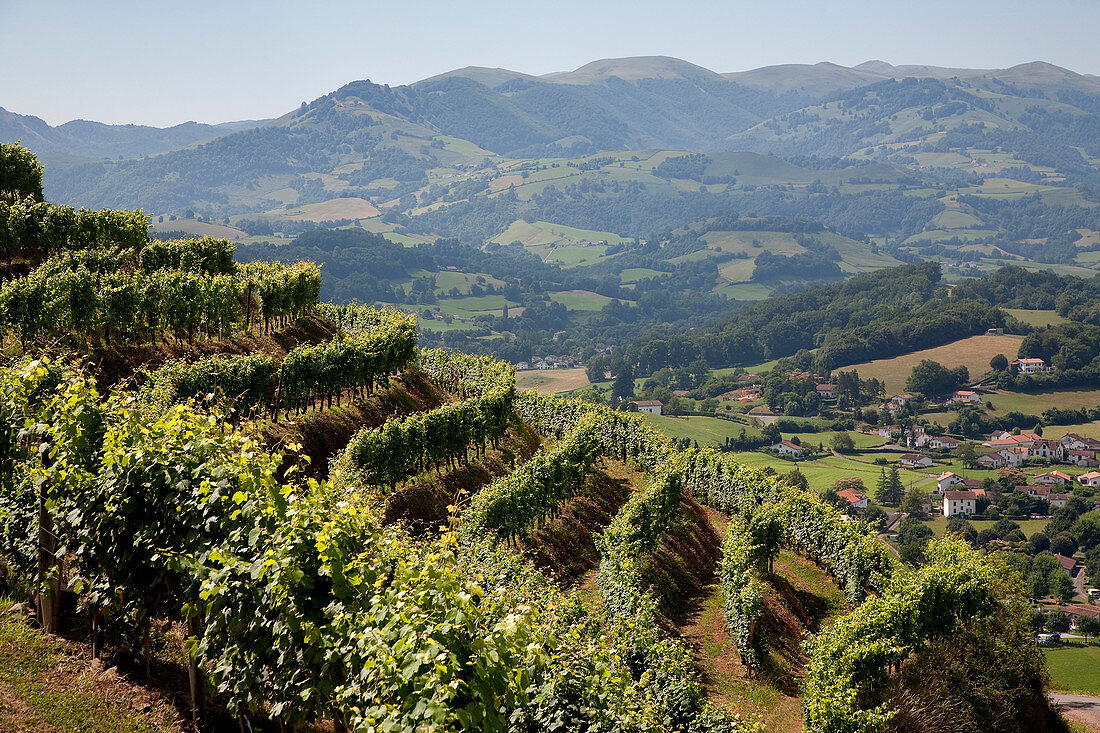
[{"left": 0, "top": 144, "right": 1069, "bottom": 732}]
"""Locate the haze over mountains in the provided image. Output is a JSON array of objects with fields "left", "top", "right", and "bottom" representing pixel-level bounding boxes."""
[{"left": 6, "top": 56, "right": 1098, "bottom": 168}]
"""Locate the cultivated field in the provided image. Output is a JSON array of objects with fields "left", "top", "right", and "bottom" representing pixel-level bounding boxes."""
[
  {"left": 1044, "top": 644, "right": 1100, "bottom": 696},
  {"left": 515, "top": 368, "right": 591, "bottom": 394},
  {"left": 1004, "top": 308, "right": 1069, "bottom": 328},
  {"left": 840, "top": 334, "right": 1025, "bottom": 394}
]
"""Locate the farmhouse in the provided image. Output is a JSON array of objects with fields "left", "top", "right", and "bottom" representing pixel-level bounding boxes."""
[
  {"left": 877, "top": 425, "right": 902, "bottom": 439},
  {"left": 1033, "top": 470, "right": 1073, "bottom": 485},
  {"left": 771, "top": 440, "right": 804, "bottom": 457},
  {"left": 1080, "top": 471, "right": 1100, "bottom": 488},
  {"left": 1031, "top": 439, "right": 1064, "bottom": 461},
  {"left": 1055, "top": 554, "right": 1078, "bottom": 577},
  {"left": 976, "top": 453, "right": 1004, "bottom": 469},
  {"left": 1062, "top": 433, "right": 1100, "bottom": 451},
  {"left": 1011, "top": 357, "right": 1052, "bottom": 374},
  {"left": 937, "top": 471, "right": 964, "bottom": 491},
  {"left": 943, "top": 490, "right": 978, "bottom": 517},
  {"left": 837, "top": 487, "right": 869, "bottom": 509},
  {"left": 1063, "top": 605, "right": 1100, "bottom": 629},
  {"left": 1049, "top": 493, "right": 1072, "bottom": 508},
  {"left": 929, "top": 436, "right": 959, "bottom": 450},
  {"left": 900, "top": 453, "right": 933, "bottom": 468},
  {"left": 815, "top": 383, "right": 837, "bottom": 399},
  {"left": 949, "top": 390, "right": 981, "bottom": 403},
  {"left": 983, "top": 433, "right": 1042, "bottom": 449},
  {"left": 630, "top": 399, "right": 663, "bottom": 415},
  {"left": 995, "top": 446, "right": 1029, "bottom": 467},
  {"left": 1068, "top": 450, "right": 1097, "bottom": 467}
]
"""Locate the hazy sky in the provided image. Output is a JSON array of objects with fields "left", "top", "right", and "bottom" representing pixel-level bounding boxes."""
[{"left": 2, "top": 0, "right": 1097, "bottom": 127}]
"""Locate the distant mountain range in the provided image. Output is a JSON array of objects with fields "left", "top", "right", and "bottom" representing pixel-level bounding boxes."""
[{"left": 7, "top": 57, "right": 1098, "bottom": 166}]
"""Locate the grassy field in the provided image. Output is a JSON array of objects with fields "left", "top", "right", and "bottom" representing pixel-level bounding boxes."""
[
  {"left": 1003, "top": 308, "right": 1070, "bottom": 328},
  {"left": 434, "top": 270, "right": 506, "bottom": 295},
  {"left": 640, "top": 414, "right": 762, "bottom": 447},
  {"left": 1044, "top": 643, "right": 1100, "bottom": 695},
  {"left": 731, "top": 450, "right": 928, "bottom": 493},
  {"left": 840, "top": 334, "right": 1025, "bottom": 394},
  {"left": 918, "top": 514, "right": 1050, "bottom": 538},
  {"left": 985, "top": 388, "right": 1100, "bottom": 416},
  {"left": 0, "top": 599, "right": 179, "bottom": 732},
  {"left": 516, "top": 368, "right": 591, "bottom": 394},
  {"left": 549, "top": 289, "right": 620, "bottom": 311},
  {"left": 284, "top": 196, "right": 381, "bottom": 221},
  {"left": 619, "top": 267, "right": 663, "bottom": 283}
]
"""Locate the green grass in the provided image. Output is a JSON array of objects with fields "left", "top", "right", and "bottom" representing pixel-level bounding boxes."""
[
  {"left": 1044, "top": 643, "right": 1100, "bottom": 695},
  {"left": 434, "top": 294, "right": 522, "bottom": 319},
  {"left": 985, "top": 388, "right": 1100, "bottom": 415},
  {"left": 714, "top": 282, "right": 773, "bottom": 301},
  {"left": 0, "top": 599, "right": 177, "bottom": 732},
  {"left": 731, "top": 450, "right": 928, "bottom": 494},
  {"left": 619, "top": 267, "right": 663, "bottom": 283},
  {"left": 919, "top": 514, "right": 1050, "bottom": 538},
  {"left": 549, "top": 289, "right": 622, "bottom": 312},
  {"left": 1003, "top": 308, "right": 1070, "bottom": 328},
  {"left": 641, "top": 414, "right": 762, "bottom": 447},
  {"left": 433, "top": 270, "right": 506, "bottom": 295}
]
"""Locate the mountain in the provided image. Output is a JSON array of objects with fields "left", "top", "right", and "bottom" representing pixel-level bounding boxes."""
[
  {"left": 723, "top": 62, "right": 887, "bottom": 96},
  {"left": 0, "top": 106, "right": 267, "bottom": 161},
  {"left": 416, "top": 66, "right": 543, "bottom": 89},
  {"left": 541, "top": 55, "right": 726, "bottom": 84}
]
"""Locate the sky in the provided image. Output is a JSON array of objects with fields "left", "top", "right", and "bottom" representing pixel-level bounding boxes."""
[{"left": 2, "top": 0, "right": 1098, "bottom": 128}]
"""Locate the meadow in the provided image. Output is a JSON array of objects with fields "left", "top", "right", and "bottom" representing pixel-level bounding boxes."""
[{"left": 839, "top": 333, "right": 1024, "bottom": 394}]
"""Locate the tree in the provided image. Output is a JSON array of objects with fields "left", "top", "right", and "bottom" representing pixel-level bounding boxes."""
[
  {"left": 1046, "top": 609, "right": 1071, "bottom": 633},
  {"left": 990, "top": 354, "right": 1009, "bottom": 372},
  {"left": 1078, "top": 616, "right": 1100, "bottom": 643},
  {"left": 862, "top": 503, "right": 888, "bottom": 531},
  {"left": 880, "top": 465, "right": 904, "bottom": 506},
  {"left": 1049, "top": 570, "right": 1075, "bottom": 602},
  {"left": 896, "top": 517, "right": 934, "bottom": 564},
  {"left": 1051, "top": 531, "right": 1078, "bottom": 557},
  {"left": 904, "top": 359, "right": 969, "bottom": 398},
  {"left": 761, "top": 423, "right": 781, "bottom": 444},
  {"left": 831, "top": 431, "right": 855, "bottom": 453},
  {"left": 875, "top": 467, "right": 891, "bottom": 504},
  {"left": 611, "top": 367, "right": 634, "bottom": 401},
  {"left": 901, "top": 484, "right": 927, "bottom": 516},
  {"left": 1029, "top": 532, "right": 1051, "bottom": 554},
  {"left": 956, "top": 441, "right": 977, "bottom": 468},
  {"left": 946, "top": 517, "right": 977, "bottom": 545},
  {"left": 784, "top": 468, "right": 809, "bottom": 491}
]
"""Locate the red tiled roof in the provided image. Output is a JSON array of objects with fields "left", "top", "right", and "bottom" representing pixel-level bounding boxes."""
[{"left": 944, "top": 490, "right": 977, "bottom": 500}]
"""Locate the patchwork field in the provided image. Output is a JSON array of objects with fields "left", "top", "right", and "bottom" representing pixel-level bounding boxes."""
[
  {"left": 839, "top": 334, "right": 1025, "bottom": 394},
  {"left": 515, "top": 368, "right": 591, "bottom": 394}
]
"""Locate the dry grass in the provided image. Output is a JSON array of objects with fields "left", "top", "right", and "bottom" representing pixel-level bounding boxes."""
[
  {"left": 515, "top": 367, "right": 591, "bottom": 394},
  {"left": 840, "top": 334, "right": 1024, "bottom": 394}
]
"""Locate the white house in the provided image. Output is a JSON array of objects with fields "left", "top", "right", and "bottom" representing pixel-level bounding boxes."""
[
  {"left": 929, "top": 436, "right": 960, "bottom": 450},
  {"left": 1031, "top": 440, "right": 1064, "bottom": 461},
  {"left": 517, "top": 361, "right": 530, "bottom": 370},
  {"left": 815, "top": 383, "right": 837, "bottom": 399},
  {"left": 1063, "top": 433, "right": 1100, "bottom": 451},
  {"left": 772, "top": 440, "right": 804, "bottom": 457},
  {"left": 949, "top": 390, "right": 981, "bottom": 403},
  {"left": 877, "top": 425, "right": 902, "bottom": 439},
  {"left": 837, "top": 487, "right": 869, "bottom": 510},
  {"left": 630, "top": 399, "right": 663, "bottom": 415},
  {"left": 1049, "top": 493, "right": 1072, "bottom": 508},
  {"left": 937, "top": 471, "right": 964, "bottom": 492},
  {"left": 943, "top": 490, "right": 978, "bottom": 517},
  {"left": 989, "top": 430, "right": 1013, "bottom": 442},
  {"left": 1080, "top": 471, "right": 1100, "bottom": 488},
  {"left": 900, "top": 453, "right": 933, "bottom": 469},
  {"left": 1034, "top": 470, "right": 1073, "bottom": 486},
  {"left": 976, "top": 453, "right": 1004, "bottom": 469},
  {"left": 1012, "top": 357, "right": 1051, "bottom": 374},
  {"left": 996, "top": 446, "right": 1028, "bottom": 467}
]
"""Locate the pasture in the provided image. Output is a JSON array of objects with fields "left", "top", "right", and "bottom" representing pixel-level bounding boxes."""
[
  {"left": 839, "top": 334, "right": 1024, "bottom": 394},
  {"left": 515, "top": 368, "right": 591, "bottom": 394}
]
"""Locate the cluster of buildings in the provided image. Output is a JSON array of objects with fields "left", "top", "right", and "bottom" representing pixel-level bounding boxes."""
[
  {"left": 976, "top": 432, "right": 1100, "bottom": 469},
  {"left": 516, "top": 354, "right": 580, "bottom": 370},
  {"left": 936, "top": 469, "right": 1077, "bottom": 517}
]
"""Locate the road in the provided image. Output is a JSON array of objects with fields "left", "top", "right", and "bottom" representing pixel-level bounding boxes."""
[{"left": 1052, "top": 694, "right": 1100, "bottom": 730}]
